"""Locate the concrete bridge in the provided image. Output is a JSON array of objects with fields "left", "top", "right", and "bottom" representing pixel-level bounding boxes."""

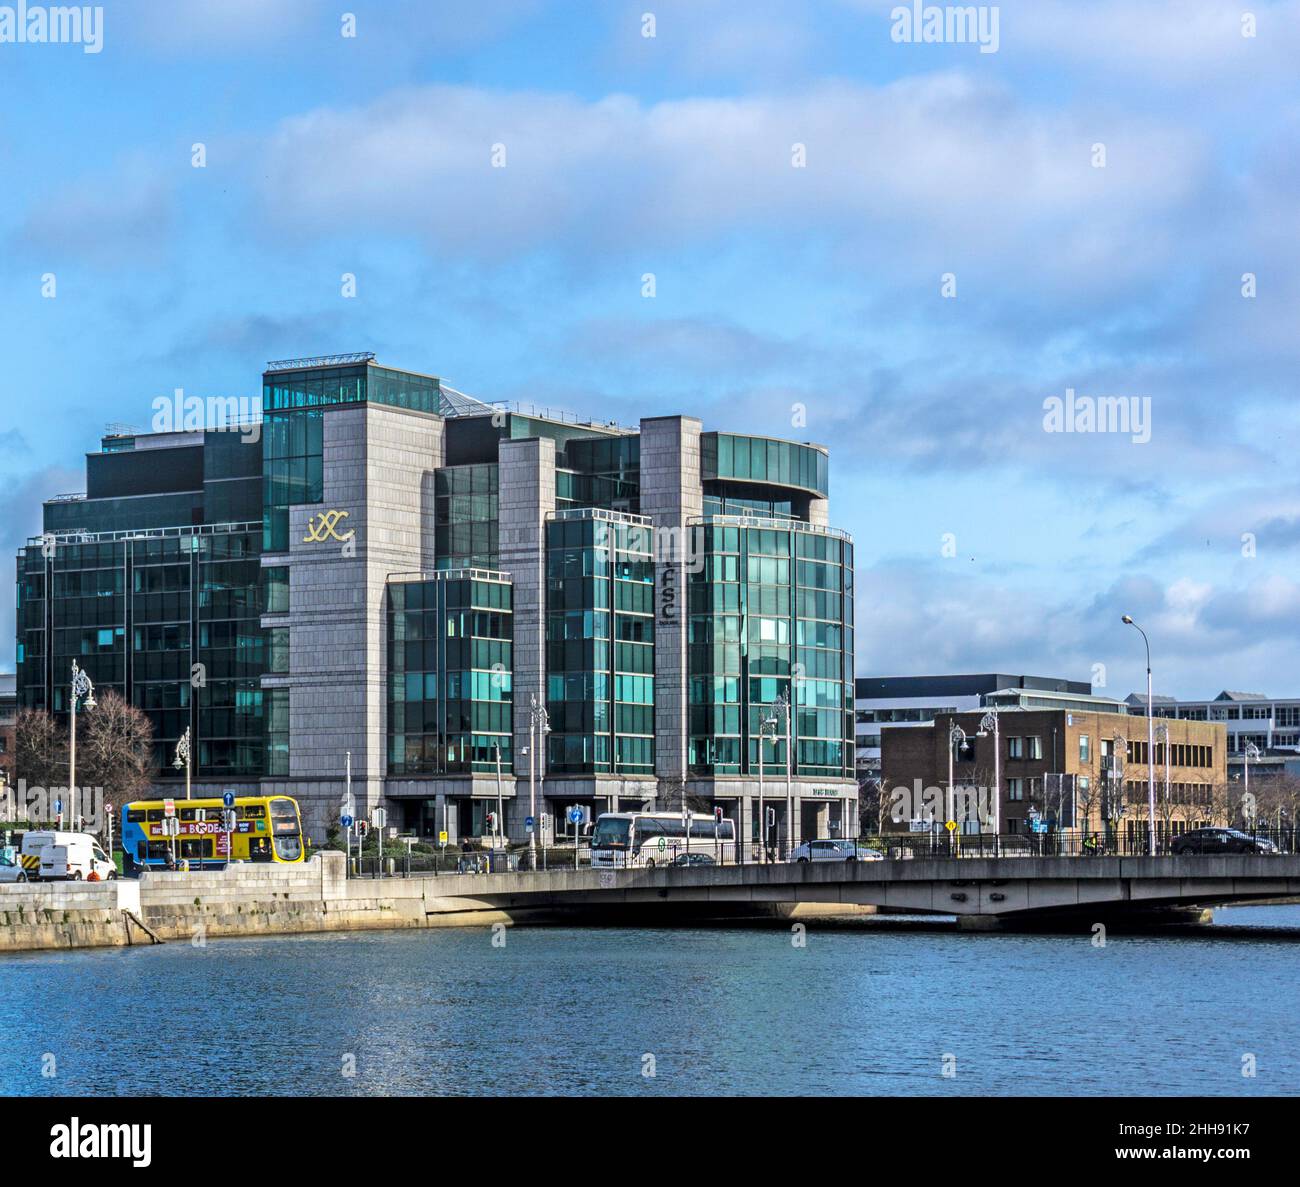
[{"left": 426, "top": 854, "right": 1300, "bottom": 928}]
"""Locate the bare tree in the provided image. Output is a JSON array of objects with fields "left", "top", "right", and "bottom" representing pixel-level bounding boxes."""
[
  {"left": 75, "top": 691, "right": 156, "bottom": 807},
  {"left": 14, "top": 709, "right": 66, "bottom": 792}
]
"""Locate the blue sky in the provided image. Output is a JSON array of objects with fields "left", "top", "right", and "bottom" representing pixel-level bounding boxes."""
[{"left": 2, "top": 0, "right": 1298, "bottom": 698}]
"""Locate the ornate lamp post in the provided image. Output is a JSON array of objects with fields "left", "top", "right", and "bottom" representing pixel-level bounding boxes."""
[
  {"left": 173, "top": 726, "right": 192, "bottom": 800},
  {"left": 68, "top": 660, "right": 97, "bottom": 823},
  {"left": 757, "top": 710, "right": 780, "bottom": 862},
  {"left": 979, "top": 707, "right": 1001, "bottom": 842},
  {"left": 947, "top": 722, "right": 967, "bottom": 851},
  {"left": 527, "top": 694, "right": 550, "bottom": 867},
  {"left": 770, "top": 688, "right": 792, "bottom": 855}
]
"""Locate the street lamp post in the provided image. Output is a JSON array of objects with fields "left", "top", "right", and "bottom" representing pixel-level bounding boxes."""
[
  {"left": 1155, "top": 722, "right": 1170, "bottom": 850},
  {"left": 1244, "top": 741, "right": 1261, "bottom": 833},
  {"left": 527, "top": 695, "right": 550, "bottom": 869},
  {"left": 494, "top": 743, "right": 506, "bottom": 857},
  {"left": 757, "top": 712, "right": 780, "bottom": 862},
  {"left": 1122, "top": 615, "right": 1158, "bottom": 856},
  {"left": 947, "top": 722, "right": 966, "bottom": 853},
  {"left": 979, "top": 707, "right": 1001, "bottom": 847},
  {"left": 1109, "top": 729, "right": 1128, "bottom": 851},
  {"left": 68, "top": 660, "right": 97, "bottom": 824},
  {"left": 771, "top": 689, "right": 792, "bottom": 856},
  {"left": 173, "top": 727, "right": 192, "bottom": 800}
]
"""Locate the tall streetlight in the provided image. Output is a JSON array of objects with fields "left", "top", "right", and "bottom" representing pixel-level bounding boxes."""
[
  {"left": 1121, "top": 615, "right": 1158, "bottom": 856},
  {"left": 947, "top": 722, "right": 966, "bottom": 849},
  {"left": 527, "top": 694, "right": 550, "bottom": 868},
  {"left": 493, "top": 742, "right": 506, "bottom": 857},
  {"left": 757, "top": 711, "right": 780, "bottom": 862},
  {"left": 1109, "top": 729, "right": 1128, "bottom": 851},
  {"left": 173, "top": 726, "right": 192, "bottom": 800},
  {"left": 979, "top": 707, "right": 1001, "bottom": 844},
  {"left": 68, "top": 660, "right": 97, "bottom": 822},
  {"left": 770, "top": 688, "right": 792, "bottom": 855},
  {"left": 1244, "top": 740, "right": 1261, "bottom": 831}
]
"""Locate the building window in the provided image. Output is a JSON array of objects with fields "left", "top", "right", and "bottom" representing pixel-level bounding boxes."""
[
  {"left": 1007, "top": 736, "right": 1024, "bottom": 759},
  {"left": 1008, "top": 778, "right": 1024, "bottom": 801},
  {"left": 1026, "top": 736, "right": 1042, "bottom": 760},
  {"left": 1079, "top": 734, "right": 1090, "bottom": 762}
]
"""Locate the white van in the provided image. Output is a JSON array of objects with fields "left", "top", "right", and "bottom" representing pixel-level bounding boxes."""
[
  {"left": 18, "top": 830, "right": 79, "bottom": 881},
  {"left": 36, "top": 833, "right": 116, "bottom": 882}
]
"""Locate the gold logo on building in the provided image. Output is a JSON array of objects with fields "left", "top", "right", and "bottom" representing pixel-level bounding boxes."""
[{"left": 303, "top": 509, "right": 355, "bottom": 544}]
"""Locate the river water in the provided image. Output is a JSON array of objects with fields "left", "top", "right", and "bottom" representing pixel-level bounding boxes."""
[{"left": 2, "top": 906, "right": 1297, "bottom": 1096}]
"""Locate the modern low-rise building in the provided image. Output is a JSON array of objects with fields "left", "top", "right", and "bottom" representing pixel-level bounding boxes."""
[
  {"left": 879, "top": 707, "right": 1228, "bottom": 848},
  {"left": 854, "top": 672, "right": 1109, "bottom": 789},
  {"left": 16, "top": 353, "right": 857, "bottom": 847},
  {"left": 1125, "top": 690, "right": 1300, "bottom": 782}
]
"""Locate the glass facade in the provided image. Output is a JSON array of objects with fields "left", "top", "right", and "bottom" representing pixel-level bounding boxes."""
[
  {"left": 555, "top": 435, "right": 640, "bottom": 513},
  {"left": 262, "top": 363, "right": 440, "bottom": 415},
  {"left": 387, "top": 574, "right": 513, "bottom": 775},
  {"left": 701, "top": 433, "right": 829, "bottom": 496},
  {"left": 262, "top": 408, "right": 323, "bottom": 553},
  {"left": 687, "top": 520, "right": 854, "bottom": 780},
  {"left": 545, "top": 511, "right": 655, "bottom": 775},
  {"left": 16, "top": 525, "right": 265, "bottom": 776},
  {"left": 434, "top": 464, "right": 499, "bottom": 570}
]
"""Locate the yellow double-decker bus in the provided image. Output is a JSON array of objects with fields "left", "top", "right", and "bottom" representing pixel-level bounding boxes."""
[{"left": 121, "top": 795, "right": 305, "bottom": 871}]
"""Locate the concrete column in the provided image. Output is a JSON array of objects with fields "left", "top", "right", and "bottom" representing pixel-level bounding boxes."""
[
  {"left": 283, "top": 404, "right": 445, "bottom": 840},
  {"left": 638, "top": 416, "right": 703, "bottom": 797},
  {"left": 792, "top": 794, "right": 803, "bottom": 848},
  {"left": 498, "top": 437, "right": 556, "bottom": 828}
]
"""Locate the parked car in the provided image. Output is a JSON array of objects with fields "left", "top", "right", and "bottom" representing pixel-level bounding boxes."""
[
  {"left": 1171, "top": 828, "right": 1279, "bottom": 856},
  {"left": 788, "top": 839, "right": 885, "bottom": 863},
  {"left": 670, "top": 851, "right": 716, "bottom": 867},
  {"left": 38, "top": 834, "right": 117, "bottom": 881},
  {"left": 0, "top": 854, "right": 28, "bottom": 883}
]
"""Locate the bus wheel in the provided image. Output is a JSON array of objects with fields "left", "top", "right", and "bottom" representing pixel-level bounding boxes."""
[
  {"left": 72, "top": 872, "right": 83, "bottom": 881},
  {"left": 645, "top": 858, "right": 656, "bottom": 869}
]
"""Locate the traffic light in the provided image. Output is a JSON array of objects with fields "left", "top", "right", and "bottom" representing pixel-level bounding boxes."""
[
  {"left": 765, "top": 807, "right": 776, "bottom": 827},
  {"left": 714, "top": 807, "right": 724, "bottom": 823},
  {"left": 486, "top": 812, "right": 496, "bottom": 831}
]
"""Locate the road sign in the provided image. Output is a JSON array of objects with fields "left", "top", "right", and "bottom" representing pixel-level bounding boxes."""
[
  {"left": 525, "top": 816, "right": 535, "bottom": 828},
  {"left": 105, "top": 801, "right": 113, "bottom": 815},
  {"left": 373, "top": 808, "right": 387, "bottom": 829},
  {"left": 55, "top": 797, "right": 63, "bottom": 816},
  {"left": 438, "top": 830, "right": 448, "bottom": 845},
  {"left": 222, "top": 791, "right": 235, "bottom": 809},
  {"left": 945, "top": 820, "right": 957, "bottom": 832},
  {"left": 567, "top": 807, "right": 583, "bottom": 825},
  {"left": 163, "top": 799, "right": 176, "bottom": 819},
  {"left": 340, "top": 814, "right": 354, "bottom": 829}
]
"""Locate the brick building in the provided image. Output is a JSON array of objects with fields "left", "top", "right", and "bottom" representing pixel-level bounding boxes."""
[{"left": 880, "top": 707, "right": 1228, "bottom": 848}]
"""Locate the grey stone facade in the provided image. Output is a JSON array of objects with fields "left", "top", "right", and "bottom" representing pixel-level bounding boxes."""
[{"left": 272, "top": 404, "right": 445, "bottom": 840}]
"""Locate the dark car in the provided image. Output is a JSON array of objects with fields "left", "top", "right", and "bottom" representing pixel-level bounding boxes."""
[
  {"left": 670, "top": 852, "right": 716, "bottom": 867},
  {"left": 1170, "top": 828, "right": 1279, "bottom": 856}
]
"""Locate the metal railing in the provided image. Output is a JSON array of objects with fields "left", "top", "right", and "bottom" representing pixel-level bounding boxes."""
[
  {"left": 328, "top": 825, "right": 1299, "bottom": 880},
  {"left": 879, "top": 826, "right": 1296, "bottom": 860}
]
